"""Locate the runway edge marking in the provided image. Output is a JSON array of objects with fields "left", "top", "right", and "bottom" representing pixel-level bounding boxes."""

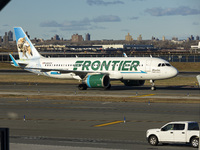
[
  {"left": 130, "top": 94, "right": 155, "bottom": 98},
  {"left": 93, "top": 120, "right": 123, "bottom": 127}
]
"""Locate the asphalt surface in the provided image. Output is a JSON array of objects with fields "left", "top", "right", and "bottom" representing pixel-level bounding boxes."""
[{"left": 0, "top": 83, "right": 200, "bottom": 149}]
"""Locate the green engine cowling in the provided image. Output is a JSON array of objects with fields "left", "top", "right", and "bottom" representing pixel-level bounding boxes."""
[
  {"left": 85, "top": 74, "right": 110, "bottom": 88},
  {"left": 121, "top": 80, "right": 145, "bottom": 86}
]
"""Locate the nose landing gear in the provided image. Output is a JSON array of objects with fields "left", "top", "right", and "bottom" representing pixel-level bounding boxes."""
[{"left": 150, "top": 80, "right": 156, "bottom": 91}]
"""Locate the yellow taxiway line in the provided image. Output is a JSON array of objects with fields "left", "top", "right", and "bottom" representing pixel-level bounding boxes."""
[
  {"left": 93, "top": 120, "right": 123, "bottom": 127},
  {"left": 130, "top": 94, "right": 155, "bottom": 98}
]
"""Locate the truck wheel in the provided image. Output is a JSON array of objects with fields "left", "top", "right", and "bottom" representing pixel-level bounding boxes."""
[
  {"left": 148, "top": 135, "right": 158, "bottom": 146},
  {"left": 191, "top": 137, "right": 199, "bottom": 148}
]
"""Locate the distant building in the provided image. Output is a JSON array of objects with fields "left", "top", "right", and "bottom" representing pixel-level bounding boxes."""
[
  {"left": 0, "top": 36, "right": 2, "bottom": 43},
  {"left": 187, "top": 37, "right": 191, "bottom": 41},
  {"left": 162, "top": 36, "right": 165, "bottom": 41},
  {"left": 3, "top": 32, "right": 9, "bottom": 47},
  {"left": 191, "top": 42, "right": 200, "bottom": 53},
  {"left": 191, "top": 42, "right": 200, "bottom": 49},
  {"left": 85, "top": 33, "right": 90, "bottom": 41},
  {"left": 8, "top": 31, "right": 13, "bottom": 41},
  {"left": 71, "top": 34, "right": 83, "bottom": 42},
  {"left": 53, "top": 34, "right": 60, "bottom": 40},
  {"left": 125, "top": 33, "right": 133, "bottom": 41},
  {"left": 137, "top": 34, "right": 142, "bottom": 41},
  {"left": 25, "top": 31, "right": 30, "bottom": 39},
  {"left": 152, "top": 36, "right": 159, "bottom": 41},
  {"left": 172, "top": 37, "right": 178, "bottom": 41},
  {"left": 196, "top": 35, "right": 199, "bottom": 40},
  {"left": 191, "top": 35, "right": 194, "bottom": 41}
]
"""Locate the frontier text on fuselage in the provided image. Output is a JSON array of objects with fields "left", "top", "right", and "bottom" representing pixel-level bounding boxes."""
[{"left": 73, "top": 60, "right": 140, "bottom": 71}]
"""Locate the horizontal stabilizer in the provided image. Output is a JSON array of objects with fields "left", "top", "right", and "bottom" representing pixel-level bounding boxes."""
[
  {"left": 9, "top": 54, "right": 19, "bottom": 67},
  {"left": 9, "top": 54, "right": 28, "bottom": 68}
]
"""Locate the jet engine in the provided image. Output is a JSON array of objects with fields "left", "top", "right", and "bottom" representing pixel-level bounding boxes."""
[
  {"left": 85, "top": 74, "right": 110, "bottom": 88},
  {"left": 121, "top": 80, "right": 145, "bottom": 86}
]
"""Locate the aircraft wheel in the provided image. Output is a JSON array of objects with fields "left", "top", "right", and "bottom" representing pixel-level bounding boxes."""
[
  {"left": 105, "top": 84, "right": 111, "bottom": 90},
  {"left": 151, "top": 86, "right": 156, "bottom": 91},
  {"left": 78, "top": 84, "right": 87, "bottom": 90}
]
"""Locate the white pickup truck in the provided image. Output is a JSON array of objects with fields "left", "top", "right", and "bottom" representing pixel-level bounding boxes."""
[{"left": 146, "top": 121, "right": 199, "bottom": 148}]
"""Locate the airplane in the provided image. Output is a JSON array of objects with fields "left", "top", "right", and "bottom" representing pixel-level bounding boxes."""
[{"left": 10, "top": 27, "right": 178, "bottom": 91}]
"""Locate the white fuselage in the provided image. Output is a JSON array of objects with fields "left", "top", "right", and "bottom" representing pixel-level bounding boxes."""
[{"left": 25, "top": 57, "right": 178, "bottom": 81}]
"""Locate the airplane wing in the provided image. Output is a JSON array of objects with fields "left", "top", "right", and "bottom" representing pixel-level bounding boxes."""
[{"left": 25, "top": 67, "right": 109, "bottom": 79}]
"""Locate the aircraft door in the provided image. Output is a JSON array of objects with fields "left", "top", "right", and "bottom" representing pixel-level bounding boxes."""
[{"left": 145, "top": 60, "right": 151, "bottom": 72}]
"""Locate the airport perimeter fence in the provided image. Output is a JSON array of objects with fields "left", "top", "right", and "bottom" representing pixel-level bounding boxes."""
[{"left": 1, "top": 53, "right": 200, "bottom": 62}]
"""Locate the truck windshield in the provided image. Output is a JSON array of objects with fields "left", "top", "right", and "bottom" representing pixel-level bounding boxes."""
[{"left": 188, "top": 123, "right": 199, "bottom": 130}]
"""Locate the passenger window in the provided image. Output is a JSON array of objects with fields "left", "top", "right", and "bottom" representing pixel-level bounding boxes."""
[
  {"left": 188, "top": 123, "right": 199, "bottom": 130},
  {"left": 162, "top": 63, "right": 165, "bottom": 67},
  {"left": 174, "top": 124, "right": 185, "bottom": 130},
  {"left": 158, "top": 63, "right": 161, "bottom": 67}
]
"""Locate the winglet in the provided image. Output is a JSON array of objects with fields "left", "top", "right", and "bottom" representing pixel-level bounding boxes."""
[
  {"left": 9, "top": 54, "right": 19, "bottom": 67},
  {"left": 123, "top": 52, "right": 127, "bottom": 57}
]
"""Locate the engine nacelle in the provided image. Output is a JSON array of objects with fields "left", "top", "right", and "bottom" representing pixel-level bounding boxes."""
[
  {"left": 121, "top": 80, "right": 145, "bottom": 86},
  {"left": 85, "top": 74, "right": 110, "bottom": 88}
]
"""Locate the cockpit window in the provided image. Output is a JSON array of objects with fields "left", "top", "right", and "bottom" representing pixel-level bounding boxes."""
[
  {"left": 158, "top": 63, "right": 171, "bottom": 67},
  {"left": 165, "top": 63, "right": 171, "bottom": 66}
]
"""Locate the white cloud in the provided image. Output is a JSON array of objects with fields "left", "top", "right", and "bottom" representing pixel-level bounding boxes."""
[
  {"left": 145, "top": 6, "right": 200, "bottom": 16},
  {"left": 87, "top": 0, "right": 124, "bottom": 6},
  {"left": 92, "top": 15, "right": 121, "bottom": 22},
  {"left": 40, "top": 15, "right": 121, "bottom": 31}
]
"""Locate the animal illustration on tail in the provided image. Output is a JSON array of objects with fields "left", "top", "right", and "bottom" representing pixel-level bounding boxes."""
[{"left": 17, "top": 36, "right": 32, "bottom": 58}]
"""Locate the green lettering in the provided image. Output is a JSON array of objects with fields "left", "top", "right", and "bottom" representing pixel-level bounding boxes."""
[
  {"left": 122, "top": 61, "right": 131, "bottom": 71},
  {"left": 91, "top": 60, "right": 100, "bottom": 71},
  {"left": 73, "top": 61, "right": 83, "bottom": 71},
  {"left": 118, "top": 61, "right": 123, "bottom": 71},
  {"left": 130, "top": 61, "right": 139, "bottom": 71},
  {"left": 112, "top": 61, "right": 120, "bottom": 71},
  {"left": 82, "top": 61, "right": 91, "bottom": 70},
  {"left": 100, "top": 61, "right": 111, "bottom": 71}
]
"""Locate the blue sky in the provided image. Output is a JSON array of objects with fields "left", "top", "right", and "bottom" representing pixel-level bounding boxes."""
[{"left": 0, "top": 0, "right": 200, "bottom": 40}]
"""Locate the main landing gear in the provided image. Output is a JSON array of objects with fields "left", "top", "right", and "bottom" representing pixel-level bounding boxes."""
[
  {"left": 150, "top": 80, "right": 156, "bottom": 91},
  {"left": 78, "top": 84, "right": 87, "bottom": 90},
  {"left": 105, "top": 84, "right": 111, "bottom": 90}
]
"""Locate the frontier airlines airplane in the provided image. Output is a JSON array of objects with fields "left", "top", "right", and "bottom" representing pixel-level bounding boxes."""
[{"left": 10, "top": 27, "right": 178, "bottom": 90}]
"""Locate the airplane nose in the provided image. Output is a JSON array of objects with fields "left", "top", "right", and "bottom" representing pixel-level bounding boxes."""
[{"left": 171, "top": 67, "right": 179, "bottom": 77}]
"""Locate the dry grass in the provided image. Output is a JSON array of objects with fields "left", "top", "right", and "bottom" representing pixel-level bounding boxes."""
[
  {"left": 0, "top": 74, "right": 80, "bottom": 84},
  {"left": 171, "top": 62, "right": 200, "bottom": 72}
]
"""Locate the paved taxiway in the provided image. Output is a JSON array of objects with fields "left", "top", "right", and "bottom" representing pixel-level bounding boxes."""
[{"left": 0, "top": 83, "right": 200, "bottom": 149}]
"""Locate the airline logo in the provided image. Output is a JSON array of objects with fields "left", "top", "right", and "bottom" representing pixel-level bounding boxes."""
[{"left": 73, "top": 60, "right": 140, "bottom": 71}]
